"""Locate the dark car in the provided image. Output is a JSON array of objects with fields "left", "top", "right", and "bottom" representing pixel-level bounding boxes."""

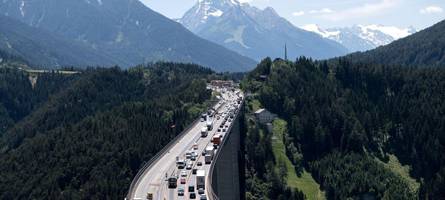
[
  {"left": 189, "top": 185, "right": 195, "bottom": 193},
  {"left": 198, "top": 188, "right": 205, "bottom": 195},
  {"left": 190, "top": 192, "right": 196, "bottom": 199}
]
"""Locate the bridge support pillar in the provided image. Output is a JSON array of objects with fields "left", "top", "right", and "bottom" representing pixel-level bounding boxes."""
[{"left": 211, "top": 106, "right": 245, "bottom": 200}]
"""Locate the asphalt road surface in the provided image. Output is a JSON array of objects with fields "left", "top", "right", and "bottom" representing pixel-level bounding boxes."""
[{"left": 129, "top": 87, "right": 243, "bottom": 200}]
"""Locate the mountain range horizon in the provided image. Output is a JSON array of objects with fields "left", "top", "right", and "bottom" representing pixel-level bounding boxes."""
[{"left": 0, "top": 0, "right": 440, "bottom": 71}]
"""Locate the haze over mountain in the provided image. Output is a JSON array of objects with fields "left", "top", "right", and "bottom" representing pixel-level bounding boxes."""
[
  {"left": 346, "top": 20, "right": 445, "bottom": 67},
  {"left": 302, "top": 24, "right": 417, "bottom": 52},
  {"left": 0, "top": 0, "right": 256, "bottom": 71},
  {"left": 0, "top": 15, "right": 122, "bottom": 67},
  {"left": 179, "top": 0, "right": 348, "bottom": 61}
]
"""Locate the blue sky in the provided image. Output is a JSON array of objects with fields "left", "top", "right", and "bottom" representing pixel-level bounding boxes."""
[{"left": 141, "top": 0, "right": 445, "bottom": 29}]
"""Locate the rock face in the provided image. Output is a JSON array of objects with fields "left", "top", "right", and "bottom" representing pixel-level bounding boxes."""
[
  {"left": 180, "top": 0, "right": 348, "bottom": 61},
  {"left": 0, "top": 0, "right": 256, "bottom": 71}
]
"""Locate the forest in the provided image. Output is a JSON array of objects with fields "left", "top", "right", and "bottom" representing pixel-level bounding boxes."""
[
  {"left": 242, "top": 57, "right": 445, "bottom": 199},
  {"left": 0, "top": 63, "right": 213, "bottom": 199}
]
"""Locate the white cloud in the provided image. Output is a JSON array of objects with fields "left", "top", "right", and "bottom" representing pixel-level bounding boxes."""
[
  {"left": 320, "top": 0, "right": 399, "bottom": 21},
  {"left": 420, "top": 6, "right": 443, "bottom": 14},
  {"left": 292, "top": 11, "right": 305, "bottom": 16},
  {"left": 308, "top": 8, "right": 333, "bottom": 14},
  {"left": 293, "top": 8, "right": 332, "bottom": 17}
]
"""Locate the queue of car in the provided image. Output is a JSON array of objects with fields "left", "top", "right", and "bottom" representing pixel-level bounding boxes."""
[{"left": 165, "top": 88, "right": 242, "bottom": 200}]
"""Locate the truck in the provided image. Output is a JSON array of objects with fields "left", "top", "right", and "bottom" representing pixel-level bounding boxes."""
[
  {"left": 196, "top": 170, "right": 206, "bottom": 190},
  {"left": 201, "top": 127, "right": 208, "bottom": 137},
  {"left": 205, "top": 146, "right": 214, "bottom": 164},
  {"left": 206, "top": 120, "right": 213, "bottom": 131},
  {"left": 212, "top": 134, "right": 222, "bottom": 146}
]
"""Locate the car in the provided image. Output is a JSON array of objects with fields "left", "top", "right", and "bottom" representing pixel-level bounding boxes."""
[
  {"left": 200, "top": 194, "right": 207, "bottom": 200},
  {"left": 190, "top": 192, "right": 197, "bottom": 199},
  {"left": 192, "top": 168, "right": 198, "bottom": 174},
  {"left": 202, "top": 150, "right": 206, "bottom": 156},
  {"left": 193, "top": 143, "right": 199, "bottom": 150},
  {"left": 178, "top": 188, "right": 185, "bottom": 196},
  {"left": 186, "top": 164, "right": 193, "bottom": 170},
  {"left": 180, "top": 177, "right": 186, "bottom": 184},
  {"left": 189, "top": 185, "right": 195, "bottom": 193},
  {"left": 197, "top": 161, "right": 203, "bottom": 166},
  {"left": 217, "top": 129, "right": 221, "bottom": 132},
  {"left": 222, "top": 129, "right": 226, "bottom": 132},
  {"left": 180, "top": 170, "right": 187, "bottom": 177},
  {"left": 198, "top": 188, "right": 205, "bottom": 195}
]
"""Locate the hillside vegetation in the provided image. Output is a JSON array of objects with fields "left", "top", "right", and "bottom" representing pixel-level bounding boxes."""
[
  {"left": 242, "top": 57, "right": 445, "bottom": 199},
  {"left": 0, "top": 63, "right": 213, "bottom": 199}
]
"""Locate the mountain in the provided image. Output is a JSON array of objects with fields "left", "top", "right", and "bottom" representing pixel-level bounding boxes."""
[
  {"left": 302, "top": 24, "right": 416, "bottom": 52},
  {"left": 179, "top": 0, "right": 348, "bottom": 61},
  {"left": 243, "top": 58, "right": 445, "bottom": 199},
  {"left": 0, "top": 15, "right": 122, "bottom": 68},
  {"left": 0, "top": 64, "right": 213, "bottom": 199},
  {"left": 346, "top": 20, "right": 445, "bottom": 67},
  {"left": 0, "top": 0, "right": 256, "bottom": 72}
]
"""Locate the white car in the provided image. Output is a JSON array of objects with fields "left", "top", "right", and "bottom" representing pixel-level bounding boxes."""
[{"left": 181, "top": 170, "right": 187, "bottom": 177}]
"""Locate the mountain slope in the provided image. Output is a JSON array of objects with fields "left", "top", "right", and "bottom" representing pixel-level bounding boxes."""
[
  {"left": 302, "top": 24, "right": 416, "bottom": 52},
  {"left": 180, "top": 0, "right": 348, "bottom": 61},
  {"left": 0, "top": 0, "right": 256, "bottom": 71},
  {"left": 0, "top": 15, "right": 122, "bottom": 67},
  {"left": 346, "top": 20, "right": 445, "bottom": 67},
  {"left": 243, "top": 58, "right": 445, "bottom": 199},
  {"left": 0, "top": 64, "right": 213, "bottom": 199}
]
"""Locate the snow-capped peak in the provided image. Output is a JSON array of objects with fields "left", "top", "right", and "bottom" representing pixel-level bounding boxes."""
[
  {"left": 301, "top": 24, "right": 340, "bottom": 38},
  {"left": 301, "top": 24, "right": 416, "bottom": 52},
  {"left": 356, "top": 24, "right": 414, "bottom": 40}
]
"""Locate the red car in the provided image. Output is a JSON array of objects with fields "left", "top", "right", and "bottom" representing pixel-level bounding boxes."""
[{"left": 180, "top": 178, "right": 186, "bottom": 184}]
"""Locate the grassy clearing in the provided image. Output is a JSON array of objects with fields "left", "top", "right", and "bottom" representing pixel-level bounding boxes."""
[
  {"left": 376, "top": 154, "right": 420, "bottom": 194},
  {"left": 248, "top": 98, "right": 263, "bottom": 112},
  {"left": 271, "top": 119, "right": 325, "bottom": 200}
]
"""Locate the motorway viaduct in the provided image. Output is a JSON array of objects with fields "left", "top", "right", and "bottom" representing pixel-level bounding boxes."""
[{"left": 209, "top": 103, "right": 245, "bottom": 200}]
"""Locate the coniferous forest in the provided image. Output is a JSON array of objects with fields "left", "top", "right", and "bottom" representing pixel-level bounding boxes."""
[
  {"left": 242, "top": 57, "right": 445, "bottom": 200},
  {"left": 0, "top": 63, "right": 213, "bottom": 199}
]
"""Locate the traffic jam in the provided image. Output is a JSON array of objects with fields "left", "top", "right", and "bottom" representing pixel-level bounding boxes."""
[{"left": 166, "top": 88, "right": 243, "bottom": 200}]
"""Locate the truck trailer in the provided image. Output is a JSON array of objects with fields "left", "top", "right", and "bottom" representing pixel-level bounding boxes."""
[
  {"left": 196, "top": 170, "right": 206, "bottom": 190},
  {"left": 205, "top": 146, "right": 215, "bottom": 164},
  {"left": 201, "top": 127, "right": 208, "bottom": 137}
]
